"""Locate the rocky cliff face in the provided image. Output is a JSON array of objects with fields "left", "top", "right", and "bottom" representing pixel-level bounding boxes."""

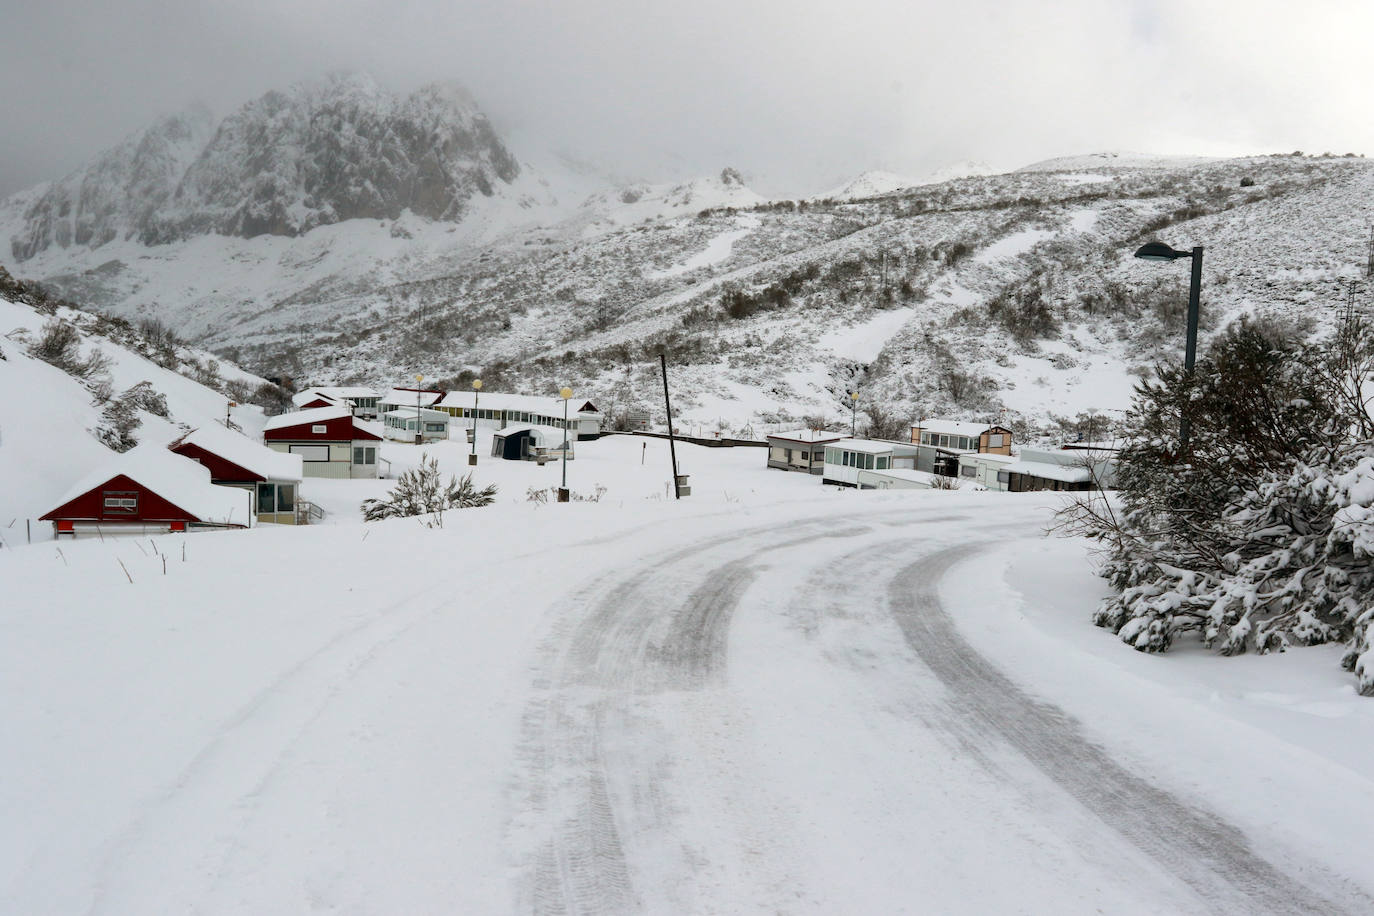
[
  {"left": 10, "top": 73, "right": 520, "bottom": 259},
  {"left": 11, "top": 105, "right": 215, "bottom": 260}
]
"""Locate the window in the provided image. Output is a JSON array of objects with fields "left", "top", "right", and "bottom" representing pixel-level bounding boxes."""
[
  {"left": 864, "top": 454, "right": 875, "bottom": 470},
  {"left": 353, "top": 446, "right": 376, "bottom": 465},
  {"left": 988, "top": 434, "right": 1005, "bottom": 448},
  {"left": 257, "top": 483, "right": 296, "bottom": 514},
  {"left": 290, "top": 444, "right": 331, "bottom": 462},
  {"left": 938, "top": 434, "right": 949, "bottom": 448},
  {"left": 997, "top": 470, "right": 1010, "bottom": 483},
  {"left": 960, "top": 465, "right": 976, "bottom": 478},
  {"left": 425, "top": 423, "right": 445, "bottom": 432},
  {"left": 876, "top": 456, "right": 889, "bottom": 470},
  {"left": 102, "top": 491, "right": 138, "bottom": 514},
  {"left": 825, "top": 447, "right": 838, "bottom": 464},
  {"left": 311, "top": 424, "right": 327, "bottom": 433}
]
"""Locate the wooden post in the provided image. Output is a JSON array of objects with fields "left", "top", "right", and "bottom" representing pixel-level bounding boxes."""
[{"left": 660, "top": 353, "right": 681, "bottom": 500}]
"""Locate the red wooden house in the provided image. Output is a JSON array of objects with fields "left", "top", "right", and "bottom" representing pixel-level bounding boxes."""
[
  {"left": 41, "top": 443, "right": 252, "bottom": 537},
  {"left": 169, "top": 424, "right": 305, "bottom": 524},
  {"left": 262, "top": 406, "right": 383, "bottom": 479}
]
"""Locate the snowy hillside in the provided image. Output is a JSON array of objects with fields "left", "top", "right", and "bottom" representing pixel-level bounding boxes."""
[
  {"left": 0, "top": 273, "right": 265, "bottom": 525},
  {"left": 5, "top": 101, "right": 1373, "bottom": 440}
]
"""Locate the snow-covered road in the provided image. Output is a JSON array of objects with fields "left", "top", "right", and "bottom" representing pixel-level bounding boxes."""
[
  {"left": 5, "top": 487, "right": 1373, "bottom": 913},
  {"left": 510, "top": 509, "right": 1368, "bottom": 914}
]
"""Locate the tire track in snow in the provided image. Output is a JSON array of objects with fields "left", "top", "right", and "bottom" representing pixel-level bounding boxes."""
[
  {"left": 888, "top": 542, "right": 1367, "bottom": 916},
  {"left": 514, "top": 514, "right": 943, "bottom": 915}
]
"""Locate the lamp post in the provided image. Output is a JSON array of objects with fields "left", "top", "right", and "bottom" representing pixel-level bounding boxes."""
[
  {"left": 558, "top": 386, "right": 572, "bottom": 502},
  {"left": 415, "top": 374, "right": 424, "bottom": 445},
  {"left": 469, "top": 378, "right": 482, "bottom": 466},
  {"left": 850, "top": 390, "right": 859, "bottom": 436},
  {"left": 1133, "top": 241, "right": 1203, "bottom": 452}
]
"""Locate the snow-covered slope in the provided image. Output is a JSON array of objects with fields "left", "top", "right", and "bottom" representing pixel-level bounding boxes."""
[
  {"left": 0, "top": 279, "right": 266, "bottom": 523},
  {"left": 6, "top": 126, "right": 1373, "bottom": 441}
]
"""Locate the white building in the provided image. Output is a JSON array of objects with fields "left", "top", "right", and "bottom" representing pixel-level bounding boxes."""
[
  {"left": 378, "top": 387, "right": 445, "bottom": 417},
  {"left": 381, "top": 406, "right": 450, "bottom": 443},
  {"left": 434, "top": 391, "right": 603, "bottom": 440},
  {"left": 262, "top": 407, "right": 384, "bottom": 479},
  {"left": 292, "top": 386, "right": 382, "bottom": 418},
  {"left": 767, "top": 429, "right": 845, "bottom": 475},
  {"left": 956, "top": 452, "right": 1018, "bottom": 491},
  {"left": 822, "top": 438, "right": 922, "bottom": 488},
  {"left": 999, "top": 448, "right": 1113, "bottom": 492}
]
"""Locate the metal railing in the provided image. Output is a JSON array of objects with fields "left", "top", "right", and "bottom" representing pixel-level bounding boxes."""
[{"left": 295, "top": 500, "right": 325, "bottom": 525}]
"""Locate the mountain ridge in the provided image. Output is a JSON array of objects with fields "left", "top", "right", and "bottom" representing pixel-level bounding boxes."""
[{"left": 9, "top": 72, "right": 521, "bottom": 260}]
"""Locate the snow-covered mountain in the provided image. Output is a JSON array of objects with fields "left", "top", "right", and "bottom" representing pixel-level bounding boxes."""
[
  {"left": 4, "top": 78, "right": 1372, "bottom": 439},
  {"left": 10, "top": 73, "right": 522, "bottom": 259},
  {"left": 10, "top": 105, "right": 216, "bottom": 260}
]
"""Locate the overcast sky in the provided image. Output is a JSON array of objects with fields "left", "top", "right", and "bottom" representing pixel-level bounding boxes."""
[{"left": 2, "top": 0, "right": 1372, "bottom": 198}]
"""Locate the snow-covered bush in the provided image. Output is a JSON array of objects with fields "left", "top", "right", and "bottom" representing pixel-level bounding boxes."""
[
  {"left": 29, "top": 318, "right": 111, "bottom": 381},
  {"left": 526, "top": 484, "right": 607, "bottom": 504},
  {"left": 1059, "top": 316, "right": 1374, "bottom": 692},
  {"left": 361, "top": 457, "right": 497, "bottom": 526},
  {"left": 119, "top": 380, "right": 169, "bottom": 418}
]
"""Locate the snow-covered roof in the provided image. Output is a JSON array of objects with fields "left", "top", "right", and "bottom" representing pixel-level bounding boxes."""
[
  {"left": 48, "top": 443, "right": 252, "bottom": 524},
  {"left": 768, "top": 429, "right": 846, "bottom": 444},
  {"left": 380, "top": 388, "right": 443, "bottom": 407},
  {"left": 493, "top": 424, "right": 567, "bottom": 443},
  {"left": 263, "top": 406, "right": 352, "bottom": 431},
  {"left": 291, "top": 390, "right": 344, "bottom": 408},
  {"left": 1000, "top": 460, "right": 1093, "bottom": 483},
  {"left": 958, "top": 452, "right": 1018, "bottom": 465},
  {"left": 828, "top": 438, "right": 898, "bottom": 455},
  {"left": 296, "top": 386, "right": 378, "bottom": 401},
  {"left": 174, "top": 424, "right": 303, "bottom": 482},
  {"left": 914, "top": 419, "right": 1002, "bottom": 437},
  {"left": 441, "top": 391, "right": 585, "bottom": 417}
]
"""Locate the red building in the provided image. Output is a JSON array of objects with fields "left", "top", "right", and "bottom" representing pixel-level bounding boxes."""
[
  {"left": 169, "top": 424, "right": 306, "bottom": 524},
  {"left": 41, "top": 444, "right": 252, "bottom": 537},
  {"left": 262, "top": 406, "right": 383, "bottom": 479}
]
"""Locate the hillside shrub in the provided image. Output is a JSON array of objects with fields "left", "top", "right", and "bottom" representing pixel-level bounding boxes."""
[{"left": 361, "top": 457, "right": 497, "bottom": 527}]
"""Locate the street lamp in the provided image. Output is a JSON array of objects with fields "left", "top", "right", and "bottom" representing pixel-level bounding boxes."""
[
  {"left": 415, "top": 373, "right": 424, "bottom": 445},
  {"left": 1134, "top": 240, "right": 1203, "bottom": 452},
  {"left": 558, "top": 386, "right": 573, "bottom": 502},
  {"left": 850, "top": 390, "right": 859, "bottom": 436},
  {"left": 469, "top": 378, "right": 482, "bottom": 466}
]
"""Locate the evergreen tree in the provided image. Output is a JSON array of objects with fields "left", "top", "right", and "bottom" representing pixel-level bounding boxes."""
[{"left": 1058, "top": 317, "right": 1374, "bottom": 691}]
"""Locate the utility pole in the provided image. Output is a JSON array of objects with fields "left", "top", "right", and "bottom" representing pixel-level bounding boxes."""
[
  {"left": 660, "top": 353, "right": 681, "bottom": 499},
  {"left": 1366, "top": 222, "right": 1373, "bottom": 281}
]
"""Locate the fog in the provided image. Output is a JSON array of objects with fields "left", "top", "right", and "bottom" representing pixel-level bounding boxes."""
[{"left": 2, "top": 0, "right": 1371, "bottom": 198}]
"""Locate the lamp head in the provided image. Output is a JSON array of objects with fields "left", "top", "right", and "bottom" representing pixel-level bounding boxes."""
[
  {"left": 1134, "top": 241, "right": 1188, "bottom": 262},
  {"left": 850, "top": 391, "right": 859, "bottom": 401},
  {"left": 416, "top": 374, "right": 424, "bottom": 383},
  {"left": 473, "top": 378, "right": 483, "bottom": 390},
  {"left": 560, "top": 386, "right": 573, "bottom": 400}
]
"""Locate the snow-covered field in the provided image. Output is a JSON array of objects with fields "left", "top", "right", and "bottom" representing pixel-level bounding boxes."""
[{"left": 5, "top": 433, "right": 1374, "bottom": 913}]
